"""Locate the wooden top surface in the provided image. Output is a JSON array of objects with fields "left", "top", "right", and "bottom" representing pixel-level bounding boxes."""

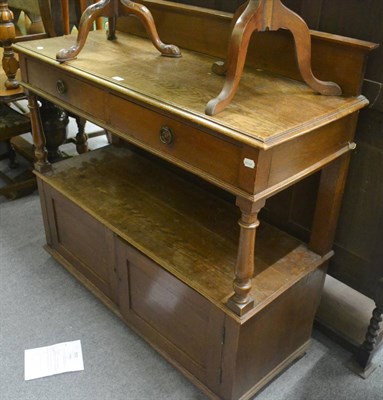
[
  {"left": 35, "top": 145, "right": 326, "bottom": 321},
  {"left": 15, "top": 30, "right": 368, "bottom": 149}
]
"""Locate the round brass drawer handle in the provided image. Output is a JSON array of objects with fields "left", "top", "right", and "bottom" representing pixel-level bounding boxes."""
[
  {"left": 56, "top": 80, "right": 67, "bottom": 94},
  {"left": 159, "top": 126, "right": 174, "bottom": 145}
]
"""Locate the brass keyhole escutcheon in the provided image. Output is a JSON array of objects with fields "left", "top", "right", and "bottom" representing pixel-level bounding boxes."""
[
  {"left": 56, "top": 80, "right": 67, "bottom": 94},
  {"left": 159, "top": 126, "right": 174, "bottom": 145}
]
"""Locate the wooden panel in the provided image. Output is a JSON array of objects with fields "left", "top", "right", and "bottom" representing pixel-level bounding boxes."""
[
  {"left": 261, "top": 173, "right": 320, "bottom": 242},
  {"left": 284, "top": 0, "right": 383, "bottom": 109},
  {"left": 171, "top": 0, "right": 242, "bottom": 13},
  {"left": 250, "top": 30, "right": 374, "bottom": 97},
  {"left": 115, "top": 237, "right": 224, "bottom": 390},
  {"left": 42, "top": 182, "right": 118, "bottom": 302},
  {"left": 221, "top": 265, "right": 326, "bottom": 399},
  {"left": 118, "top": 1, "right": 376, "bottom": 97},
  {"left": 37, "top": 178, "right": 53, "bottom": 246},
  {"left": 315, "top": 0, "right": 383, "bottom": 84},
  {"left": 128, "top": 248, "right": 215, "bottom": 367},
  {"left": 267, "top": 115, "right": 355, "bottom": 188}
]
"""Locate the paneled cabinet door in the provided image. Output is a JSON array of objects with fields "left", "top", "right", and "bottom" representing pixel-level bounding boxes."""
[{"left": 115, "top": 237, "right": 225, "bottom": 391}]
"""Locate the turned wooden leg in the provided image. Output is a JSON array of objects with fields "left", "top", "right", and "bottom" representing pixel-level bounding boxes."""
[
  {"left": 0, "top": 2, "right": 19, "bottom": 89},
  {"left": 61, "top": 0, "right": 71, "bottom": 35},
  {"left": 227, "top": 197, "right": 265, "bottom": 316},
  {"left": 275, "top": 0, "right": 341, "bottom": 96},
  {"left": 56, "top": 0, "right": 113, "bottom": 62},
  {"left": 206, "top": 1, "right": 258, "bottom": 116},
  {"left": 6, "top": 139, "right": 17, "bottom": 168},
  {"left": 39, "top": 100, "right": 69, "bottom": 163},
  {"left": 107, "top": 16, "right": 117, "bottom": 40},
  {"left": 27, "top": 92, "right": 51, "bottom": 173},
  {"left": 75, "top": 116, "right": 88, "bottom": 154},
  {"left": 354, "top": 278, "right": 383, "bottom": 370},
  {"left": 119, "top": 0, "right": 181, "bottom": 57},
  {"left": 2, "top": 41, "right": 19, "bottom": 89}
]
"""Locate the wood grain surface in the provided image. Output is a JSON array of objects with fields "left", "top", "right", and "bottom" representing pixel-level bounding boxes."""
[{"left": 15, "top": 30, "right": 367, "bottom": 148}]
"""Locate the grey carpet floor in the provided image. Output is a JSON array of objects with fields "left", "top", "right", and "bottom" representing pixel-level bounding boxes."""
[{"left": 1, "top": 192, "right": 382, "bottom": 400}]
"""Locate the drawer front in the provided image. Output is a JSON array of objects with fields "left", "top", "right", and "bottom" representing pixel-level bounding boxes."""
[
  {"left": 26, "top": 58, "right": 106, "bottom": 121},
  {"left": 108, "top": 93, "right": 243, "bottom": 186},
  {"left": 25, "top": 58, "right": 245, "bottom": 189}
]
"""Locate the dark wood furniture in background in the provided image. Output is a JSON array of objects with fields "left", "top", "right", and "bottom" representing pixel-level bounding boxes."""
[
  {"left": 14, "top": 2, "right": 376, "bottom": 398},
  {"left": 1, "top": 0, "right": 69, "bottom": 167},
  {"left": 353, "top": 278, "right": 383, "bottom": 375},
  {"left": 0, "top": 1, "right": 35, "bottom": 198},
  {"left": 1, "top": 1, "right": 104, "bottom": 165}
]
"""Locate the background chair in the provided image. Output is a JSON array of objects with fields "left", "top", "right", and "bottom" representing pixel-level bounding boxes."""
[
  {"left": 1, "top": 1, "right": 105, "bottom": 199},
  {"left": 0, "top": 1, "right": 70, "bottom": 198},
  {"left": 0, "top": 2, "right": 37, "bottom": 199},
  {"left": 8, "top": 0, "right": 105, "bottom": 159}
]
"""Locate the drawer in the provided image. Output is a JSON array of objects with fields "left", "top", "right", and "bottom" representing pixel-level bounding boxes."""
[
  {"left": 26, "top": 58, "right": 106, "bottom": 122},
  {"left": 108, "top": 93, "right": 243, "bottom": 186}
]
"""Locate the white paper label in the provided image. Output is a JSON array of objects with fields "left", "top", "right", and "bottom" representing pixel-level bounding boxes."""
[
  {"left": 243, "top": 158, "right": 256, "bottom": 169},
  {"left": 24, "top": 340, "right": 84, "bottom": 381}
]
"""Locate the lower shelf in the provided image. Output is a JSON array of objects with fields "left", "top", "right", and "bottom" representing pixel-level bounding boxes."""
[{"left": 36, "top": 145, "right": 327, "bottom": 399}]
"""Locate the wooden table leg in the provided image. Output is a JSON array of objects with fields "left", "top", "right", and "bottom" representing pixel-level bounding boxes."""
[
  {"left": 5, "top": 139, "right": 17, "bottom": 168},
  {"left": 39, "top": 100, "right": 69, "bottom": 163},
  {"left": 107, "top": 16, "right": 117, "bottom": 40},
  {"left": 276, "top": 1, "right": 341, "bottom": 96},
  {"left": 56, "top": 0, "right": 113, "bottom": 62},
  {"left": 74, "top": 115, "right": 88, "bottom": 154},
  {"left": 206, "top": 0, "right": 341, "bottom": 116},
  {"left": 210, "top": 1, "right": 247, "bottom": 76},
  {"left": 61, "top": 0, "right": 70, "bottom": 35},
  {"left": 119, "top": 0, "right": 181, "bottom": 57},
  {"left": 354, "top": 278, "right": 383, "bottom": 371},
  {"left": 227, "top": 197, "right": 265, "bottom": 316},
  {"left": 309, "top": 152, "right": 352, "bottom": 256},
  {"left": 27, "top": 91, "right": 51, "bottom": 173},
  {"left": 56, "top": 0, "right": 181, "bottom": 62},
  {"left": 206, "top": 1, "right": 260, "bottom": 116},
  {"left": 0, "top": 1, "right": 19, "bottom": 89}
]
